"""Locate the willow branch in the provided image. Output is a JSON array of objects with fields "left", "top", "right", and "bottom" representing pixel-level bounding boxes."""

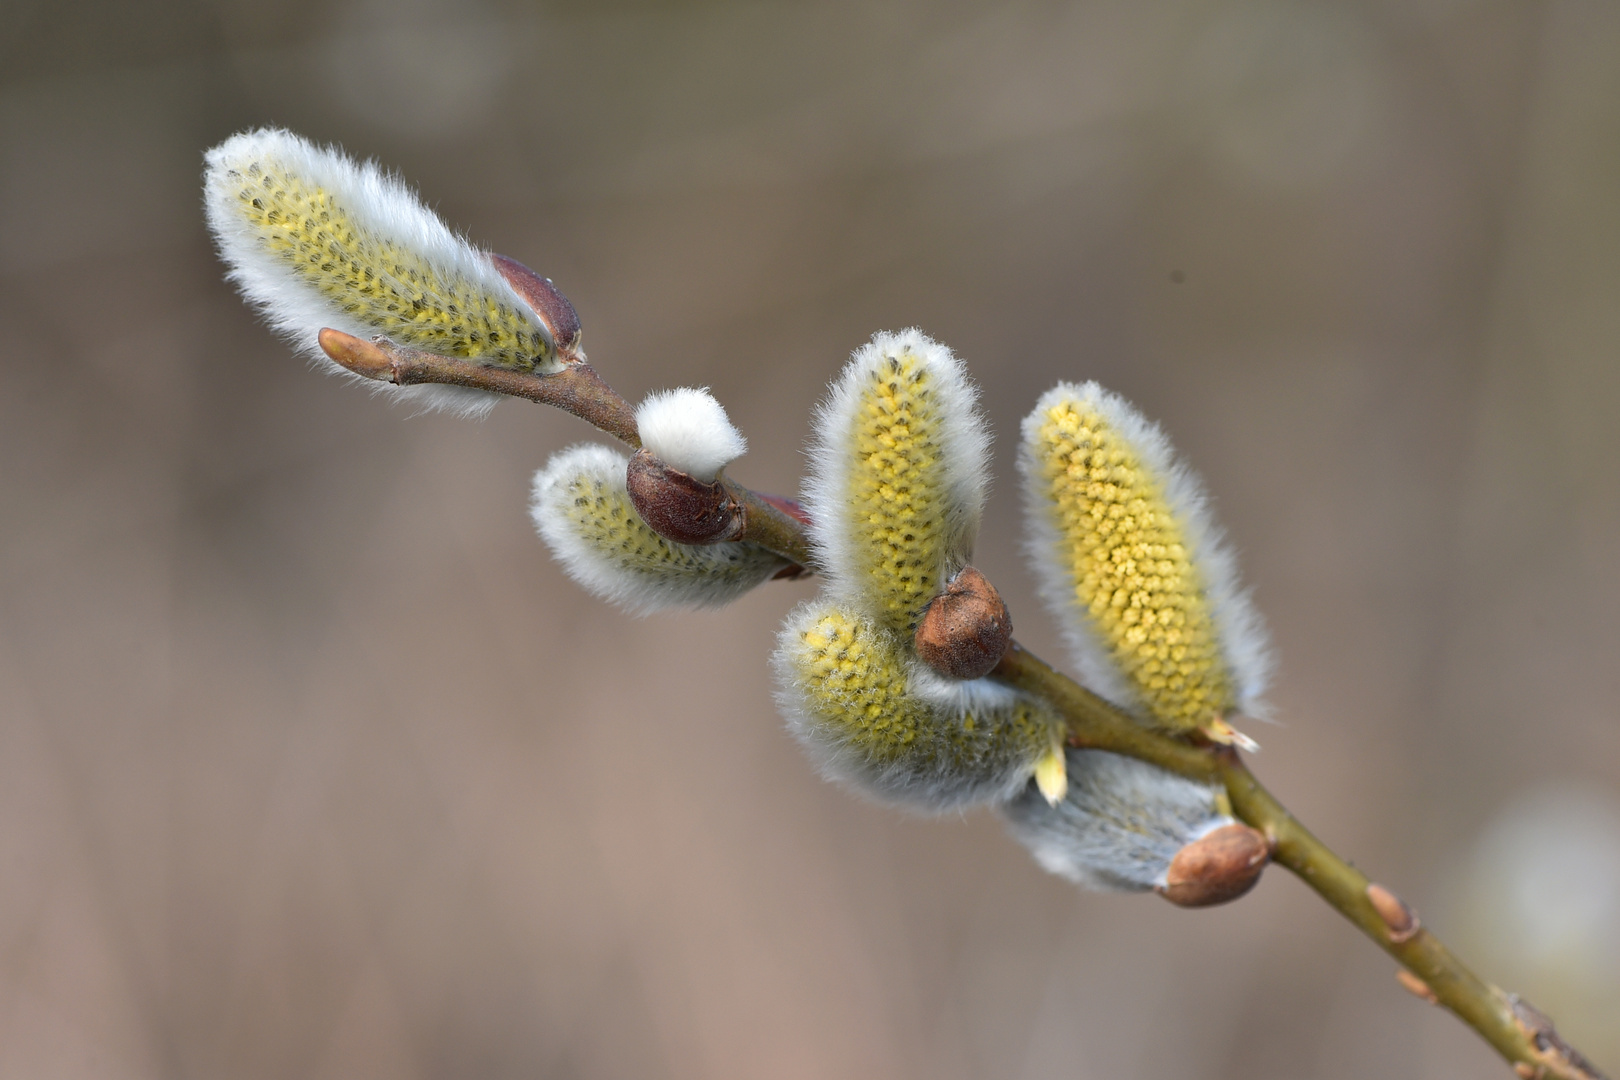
[
  {"left": 317, "top": 330, "right": 812, "bottom": 569},
  {"left": 992, "top": 645, "right": 1606, "bottom": 1080},
  {"left": 316, "top": 326, "right": 1604, "bottom": 1080}
]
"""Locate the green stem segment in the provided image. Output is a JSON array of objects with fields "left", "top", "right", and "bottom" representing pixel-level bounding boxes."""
[
  {"left": 993, "top": 644, "right": 1607, "bottom": 1080},
  {"left": 320, "top": 328, "right": 1605, "bottom": 1080}
]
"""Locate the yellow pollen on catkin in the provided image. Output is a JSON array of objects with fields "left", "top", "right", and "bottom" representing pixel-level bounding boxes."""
[
  {"left": 786, "top": 605, "right": 1060, "bottom": 790},
  {"left": 222, "top": 159, "right": 554, "bottom": 371},
  {"left": 1031, "top": 400, "right": 1233, "bottom": 731},
  {"left": 845, "top": 352, "right": 950, "bottom": 631}
]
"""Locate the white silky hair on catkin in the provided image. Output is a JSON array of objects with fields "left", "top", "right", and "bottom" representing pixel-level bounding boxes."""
[
  {"left": 635, "top": 387, "right": 747, "bottom": 481},
  {"left": 905, "top": 661, "right": 1022, "bottom": 714},
  {"left": 204, "top": 127, "right": 548, "bottom": 418},
  {"left": 1000, "top": 749, "right": 1232, "bottom": 891},
  {"left": 771, "top": 600, "right": 1052, "bottom": 814},
  {"left": 1018, "top": 381, "right": 1274, "bottom": 720},
  {"left": 531, "top": 443, "right": 783, "bottom": 613},
  {"left": 801, "top": 328, "right": 992, "bottom": 610}
]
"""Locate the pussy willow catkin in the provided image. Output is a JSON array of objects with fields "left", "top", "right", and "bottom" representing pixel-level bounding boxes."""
[
  {"left": 1020, "top": 383, "right": 1270, "bottom": 732},
  {"left": 205, "top": 128, "right": 558, "bottom": 415},
  {"left": 775, "top": 600, "right": 1065, "bottom": 811},
  {"left": 802, "top": 329, "right": 990, "bottom": 634},
  {"left": 532, "top": 444, "right": 785, "bottom": 613}
]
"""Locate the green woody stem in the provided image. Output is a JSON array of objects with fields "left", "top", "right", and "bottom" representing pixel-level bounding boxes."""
[{"left": 992, "top": 644, "right": 1607, "bottom": 1080}]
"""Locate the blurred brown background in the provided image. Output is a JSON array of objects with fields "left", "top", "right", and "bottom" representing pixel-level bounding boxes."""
[{"left": 2, "top": 0, "right": 1618, "bottom": 1076}]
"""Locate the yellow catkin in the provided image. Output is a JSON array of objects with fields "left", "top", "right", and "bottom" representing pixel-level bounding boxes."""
[
  {"left": 1031, "top": 399, "right": 1233, "bottom": 731},
  {"left": 845, "top": 351, "right": 951, "bottom": 631},
  {"left": 786, "top": 605, "right": 1060, "bottom": 802},
  {"left": 222, "top": 158, "right": 553, "bottom": 371},
  {"left": 557, "top": 468, "right": 782, "bottom": 592}
]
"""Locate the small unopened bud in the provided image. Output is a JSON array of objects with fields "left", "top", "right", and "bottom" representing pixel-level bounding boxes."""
[
  {"left": 1366, "top": 883, "right": 1420, "bottom": 943},
  {"left": 625, "top": 448, "right": 746, "bottom": 545},
  {"left": 1159, "top": 823, "right": 1269, "bottom": 907},
  {"left": 318, "top": 328, "right": 395, "bottom": 381},
  {"left": 491, "top": 254, "right": 583, "bottom": 362},
  {"left": 1396, "top": 969, "right": 1438, "bottom": 1004},
  {"left": 914, "top": 566, "right": 1012, "bottom": 679}
]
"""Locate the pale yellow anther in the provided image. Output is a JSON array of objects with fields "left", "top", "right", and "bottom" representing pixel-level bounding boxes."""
[
  {"left": 1034, "top": 745, "right": 1069, "bottom": 806},
  {"left": 1202, "top": 716, "right": 1260, "bottom": 753}
]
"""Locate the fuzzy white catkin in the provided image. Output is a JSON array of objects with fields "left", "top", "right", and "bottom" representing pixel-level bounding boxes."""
[
  {"left": 635, "top": 388, "right": 747, "bottom": 481},
  {"left": 204, "top": 127, "right": 555, "bottom": 417},
  {"left": 531, "top": 444, "right": 784, "bottom": 613},
  {"left": 1000, "top": 749, "right": 1234, "bottom": 891}
]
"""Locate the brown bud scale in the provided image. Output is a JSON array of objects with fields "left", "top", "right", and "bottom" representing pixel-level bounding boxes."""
[
  {"left": 914, "top": 567, "right": 1012, "bottom": 680},
  {"left": 626, "top": 448, "right": 746, "bottom": 545},
  {"left": 1159, "top": 823, "right": 1269, "bottom": 908},
  {"left": 491, "top": 253, "right": 583, "bottom": 360}
]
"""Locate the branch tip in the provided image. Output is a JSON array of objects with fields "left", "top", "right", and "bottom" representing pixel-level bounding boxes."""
[{"left": 318, "top": 327, "right": 395, "bottom": 380}]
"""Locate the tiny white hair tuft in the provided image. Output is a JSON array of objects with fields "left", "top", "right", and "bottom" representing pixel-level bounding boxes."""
[{"left": 635, "top": 387, "right": 748, "bottom": 481}]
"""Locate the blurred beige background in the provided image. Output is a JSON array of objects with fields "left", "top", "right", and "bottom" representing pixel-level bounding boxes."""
[{"left": 2, "top": 0, "right": 1618, "bottom": 1077}]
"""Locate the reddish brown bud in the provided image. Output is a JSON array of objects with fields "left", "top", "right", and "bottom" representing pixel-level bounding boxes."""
[
  {"left": 1159, "top": 823, "right": 1270, "bottom": 907},
  {"left": 491, "top": 253, "right": 583, "bottom": 361},
  {"left": 625, "top": 448, "right": 746, "bottom": 545},
  {"left": 914, "top": 566, "right": 1012, "bottom": 679},
  {"left": 1366, "top": 883, "right": 1420, "bottom": 943}
]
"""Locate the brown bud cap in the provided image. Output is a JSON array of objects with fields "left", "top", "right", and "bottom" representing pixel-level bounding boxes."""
[
  {"left": 1159, "top": 823, "right": 1270, "bottom": 908},
  {"left": 914, "top": 566, "right": 1012, "bottom": 679},
  {"left": 491, "top": 254, "right": 583, "bottom": 361},
  {"left": 625, "top": 448, "right": 746, "bottom": 545},
  {"left": 1366, "top": 883, "right": 1420, "bottom": 943}
]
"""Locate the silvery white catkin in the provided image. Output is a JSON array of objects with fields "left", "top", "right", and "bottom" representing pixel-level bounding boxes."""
[{"left": 1000, "top": 749, "right": 1235, "bottom": 892}]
